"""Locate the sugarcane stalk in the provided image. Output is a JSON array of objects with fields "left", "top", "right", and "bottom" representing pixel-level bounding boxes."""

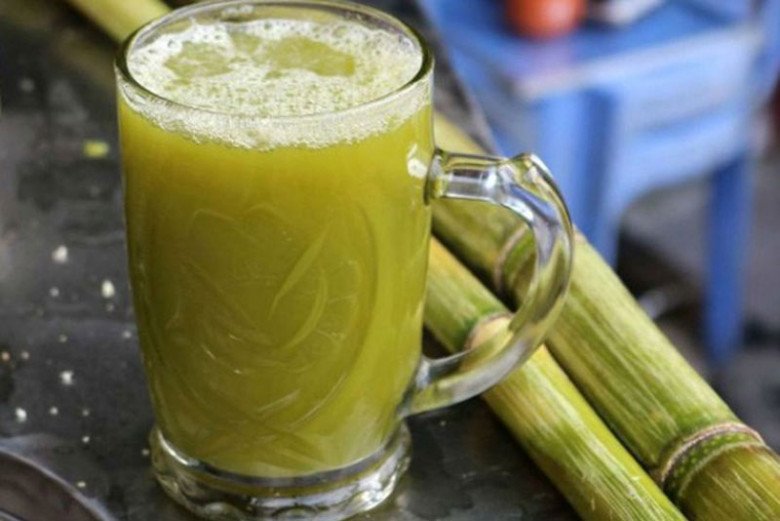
[
  {"left": 63, "top": 0, "right": 168, "bottom": 42},
  {"left": 427, "top": 239, "right": 686, "bottom": 520},
  {"left": 433, "top": 116, "right": 780, "bottom": 520}
]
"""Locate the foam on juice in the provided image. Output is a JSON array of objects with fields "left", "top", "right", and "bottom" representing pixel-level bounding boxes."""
[{"left": 123, "top": 15, "right": 427, "bottom": 149}]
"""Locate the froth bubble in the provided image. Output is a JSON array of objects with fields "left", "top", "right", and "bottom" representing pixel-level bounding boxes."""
[{"left": 124, "top": 15, "right": 427, "bottom": 150}]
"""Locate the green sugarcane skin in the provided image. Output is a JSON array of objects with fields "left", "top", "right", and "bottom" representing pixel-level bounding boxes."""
[
  {"left": 426, "top": 240, "right": 685, "bottom": 521},
  {"left": 424, "top": 239, "right": 506, "bottom": 348},
  {"left": 66, "top": 0, "right": 168, "bottom": 41},
  {"left": 680, "top": 444, "right": 780, "bottom": 518},
  {"left": 553, "top": 238, "right": 780, "bottom": 519},
  {"left": 547, "top": 236, "right": 736, "bottom": 464},
  {"left": 432, "top": 117, "right": 780, "bottom": 520}
]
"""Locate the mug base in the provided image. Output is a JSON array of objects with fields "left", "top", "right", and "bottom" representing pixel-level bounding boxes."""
[{"left": 149, "top": 425, "right": 411, "bottom": 520}]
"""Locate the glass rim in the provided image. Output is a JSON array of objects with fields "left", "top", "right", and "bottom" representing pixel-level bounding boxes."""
[{"left": 115, "top": 0, "right": 434, "bottom": 124}]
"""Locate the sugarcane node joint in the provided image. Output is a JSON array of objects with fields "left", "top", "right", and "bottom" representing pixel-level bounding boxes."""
[{"left": 654, "top": 422, "right": 766, "bottom": 495}]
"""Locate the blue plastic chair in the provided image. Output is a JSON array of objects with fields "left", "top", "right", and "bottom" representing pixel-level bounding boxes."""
[{"left": 422, "top": 0, "right": 780, "bottom": 364}]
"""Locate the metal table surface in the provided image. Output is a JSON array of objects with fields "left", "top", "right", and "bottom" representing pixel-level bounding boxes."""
[{"left": 0, "top": 1, "right": 576, "bottom": 519}]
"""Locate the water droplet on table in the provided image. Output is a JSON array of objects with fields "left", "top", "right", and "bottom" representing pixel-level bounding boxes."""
[
  {"left": 15, "top": 408, "right": 27, "bottom": 423},
  {"left": 18, "top": 77, "right": 35, "bottom": 93},
  {"left": 83, "top": 139, "right": 110, "bottom": 159},
  {"left": 59, "top": 370, "right": 75, "bottom": 386},
  {"left": 101, "top": 279, "right": 116, "bottom": 299},
  {"left": 52, "top": 245, "right": 68, "bottom": 264}
]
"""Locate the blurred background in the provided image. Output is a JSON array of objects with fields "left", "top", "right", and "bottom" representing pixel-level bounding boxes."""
[{"left": 421, "top": 0, "right": 780, "bottom": 449}]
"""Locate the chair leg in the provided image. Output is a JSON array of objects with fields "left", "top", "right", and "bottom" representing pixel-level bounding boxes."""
[
  {"left": 591, "top": 217, "right": 621, "bottom": 267},
  {"left": 706, "top": 153, "right": 754, "bottom": 365}
]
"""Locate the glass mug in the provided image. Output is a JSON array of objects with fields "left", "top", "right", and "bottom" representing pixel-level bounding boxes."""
[{"left": 115, "top": 1, "right": 573, "bottom": 519}]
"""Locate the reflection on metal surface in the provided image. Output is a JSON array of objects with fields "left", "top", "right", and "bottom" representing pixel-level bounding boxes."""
[{"left": 0, "top": 449, "right": 114, "bottom": 521}]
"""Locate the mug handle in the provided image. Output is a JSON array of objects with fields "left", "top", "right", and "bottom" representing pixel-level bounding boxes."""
[{"left": 406, "top": 151, "right": 574, "bottom": 415}]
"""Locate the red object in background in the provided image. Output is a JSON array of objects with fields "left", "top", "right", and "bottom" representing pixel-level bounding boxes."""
[{"left": 505, "top": 0, "right": 586, "bottom": 39}]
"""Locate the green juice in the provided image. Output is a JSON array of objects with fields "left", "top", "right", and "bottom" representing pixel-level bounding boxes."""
[{"left": 118, "top": 13, "right": 433, "bottom": 477}]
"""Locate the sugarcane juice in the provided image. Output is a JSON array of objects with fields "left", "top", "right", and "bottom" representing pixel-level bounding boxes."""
[{"left": 118, "top": 13, "right": 432, "bottom": 477}]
